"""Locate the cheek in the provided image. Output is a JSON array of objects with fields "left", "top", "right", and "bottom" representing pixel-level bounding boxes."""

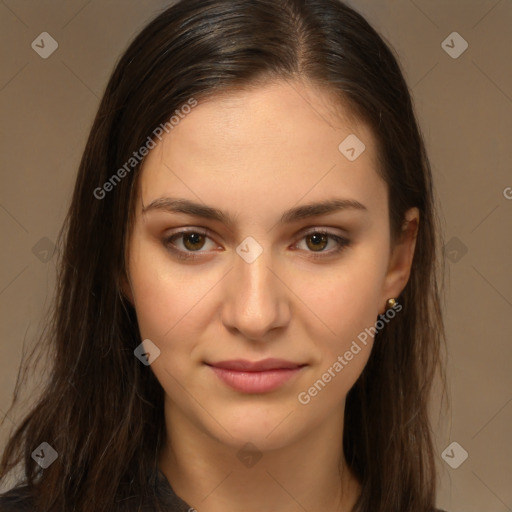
[
  {"left": 130, "top": 265, "right": 179, "bottom": 341},
  {"left": 294, "top": 253, "right": 386, "bottom": 347},
  {"left": 128, "top": 234, "right": 211, "bottom": 338},
  {"left": 293, "top": 280, "right": 382, "bottom": 407},
  {"left": 131, "top": 270, "right": 214, "bottom": 359},
  {"left": 127, "top": 241, "right": 228, "bottom": 396},
  {"left": 128, "top": 262, "right": 209, "bottom": 403},
  {"left": 289, "top": 248, "right": 388, "bottom": 403}
]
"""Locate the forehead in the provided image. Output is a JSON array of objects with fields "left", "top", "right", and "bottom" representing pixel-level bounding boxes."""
[{"left": 137, "top": 80, "right": 386, "bottom": 222}]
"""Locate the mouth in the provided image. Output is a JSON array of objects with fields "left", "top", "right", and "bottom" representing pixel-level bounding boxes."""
[{"left": 205, "top": 358, "right": 307, "bottom": 394}]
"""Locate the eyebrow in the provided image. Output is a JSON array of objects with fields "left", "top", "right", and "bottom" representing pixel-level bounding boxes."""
[{"left": 142, "top": 197, "right": 367, "bottom": 226}]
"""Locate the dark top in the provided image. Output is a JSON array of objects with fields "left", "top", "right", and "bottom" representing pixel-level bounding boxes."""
[
  {"left": 0, "top": 469, "right": 190, "bottom": 512},
  {"left": 0, "top": 470, "right": 449, "bottom": 511}
]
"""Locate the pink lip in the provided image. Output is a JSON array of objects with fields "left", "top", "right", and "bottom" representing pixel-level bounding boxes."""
[{"left": 206, "top": 359, "right": 306, "bottom": 393}]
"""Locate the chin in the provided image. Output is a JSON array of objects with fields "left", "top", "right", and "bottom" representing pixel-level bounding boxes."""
[{"left": 200, "top": 404, "right": 311, "bottom": 452}]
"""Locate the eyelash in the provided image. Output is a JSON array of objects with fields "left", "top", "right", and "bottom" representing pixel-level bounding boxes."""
[{"left": 162, "top": 228, "right": 350, "bottom": 261}]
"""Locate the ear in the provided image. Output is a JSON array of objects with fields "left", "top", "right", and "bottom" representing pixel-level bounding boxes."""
[{"left": 379, "top": 207, "right": 419, "bottom": 314}]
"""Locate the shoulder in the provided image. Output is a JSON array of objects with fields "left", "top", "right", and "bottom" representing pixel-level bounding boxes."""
[
  {"left": 0, "top": 474, "right": 191, "bottom": 512},
  {"left": 0, "top": 485, "right": 34, "bottom": 511},
  {"left": 1, "top": 483, "right": 449, "bottom": 512}
]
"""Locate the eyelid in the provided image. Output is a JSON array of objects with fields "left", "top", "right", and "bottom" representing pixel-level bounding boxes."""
[
  {"left": 162, "top": 226, "right": 350, "bottom": 260},
  {"left": 292, "top": 227, "right": 350, "bottom": 259},
  {"left": 162, "top": 227, "right": 219, "bottom": 260},
  {"left": 299, "top": 226, "right": 348, "bottom": 238}
]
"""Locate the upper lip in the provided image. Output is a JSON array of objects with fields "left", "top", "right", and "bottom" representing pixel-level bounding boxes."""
[{"left": 206, "top": 358, "right": 305, "bottom": 371}]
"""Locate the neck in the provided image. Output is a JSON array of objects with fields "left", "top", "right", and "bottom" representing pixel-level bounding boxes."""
[{"left": 158, "top": 403, "right": 361, "bottom": 512}]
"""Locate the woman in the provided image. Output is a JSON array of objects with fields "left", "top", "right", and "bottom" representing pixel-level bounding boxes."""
[{"left": 0, "top": 0, "right": 448, "bottom": 511}]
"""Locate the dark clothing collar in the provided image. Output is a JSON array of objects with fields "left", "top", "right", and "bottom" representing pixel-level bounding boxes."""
[{"left": 155, "top": 468, "right": 193, "bottom": 511}]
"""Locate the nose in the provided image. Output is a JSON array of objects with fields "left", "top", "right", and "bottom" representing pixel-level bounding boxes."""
[{"left": 221, "top": 243, "right": 290, "bottom": 342}]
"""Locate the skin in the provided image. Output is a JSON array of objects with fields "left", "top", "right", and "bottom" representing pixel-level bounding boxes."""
[{"left": 123, "top": 79, "right": 419, "bottom": 512}]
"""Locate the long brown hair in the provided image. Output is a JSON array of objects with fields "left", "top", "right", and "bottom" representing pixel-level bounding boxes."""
[{"left": 0, "top": 1, "right": 448, "bottom": 510}]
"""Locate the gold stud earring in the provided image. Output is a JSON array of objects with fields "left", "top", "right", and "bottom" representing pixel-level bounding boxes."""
[{"left": 385, "top": 298, "right": 397, "bottom": 310}]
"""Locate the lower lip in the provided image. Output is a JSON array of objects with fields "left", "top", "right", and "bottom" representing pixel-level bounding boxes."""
[{"left": 208, "top": 366, "right": 304, "bottom": 393}]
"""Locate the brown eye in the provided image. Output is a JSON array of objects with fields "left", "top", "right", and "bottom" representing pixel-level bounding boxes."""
[
  {"left": 162, "top": 229, "right": 217, "bottom": 260},
  {"left": 182, "top": 232, "right": 207, "bottom": 251},
  {"left": 295, "top": 229, "right": 351, "bottom": 259},
  {"left": 305, "top": 233, "right": 329, "bottom": 252}
]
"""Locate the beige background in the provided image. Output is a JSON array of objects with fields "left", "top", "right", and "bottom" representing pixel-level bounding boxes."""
[{"left": 0, "top": 0, "right": 511, "bottom": 510}]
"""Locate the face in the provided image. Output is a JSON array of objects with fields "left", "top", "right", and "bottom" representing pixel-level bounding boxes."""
[{"left": 124, "top": 80, "right": 418, "bottom": 452}]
